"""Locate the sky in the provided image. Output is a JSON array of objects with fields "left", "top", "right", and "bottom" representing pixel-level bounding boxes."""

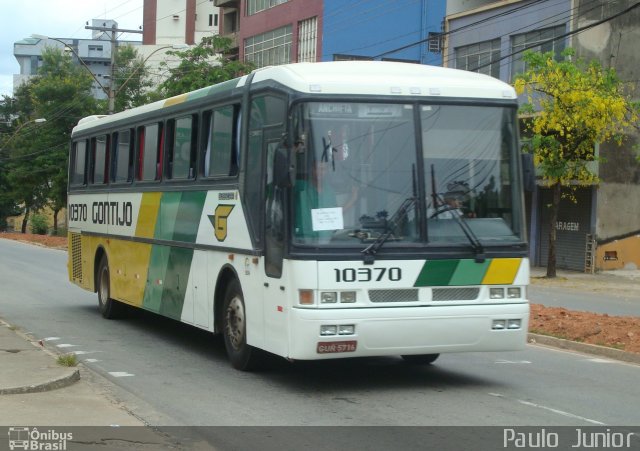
[{"left": 1, "top": 0, "right": 144, "bottom": 98}]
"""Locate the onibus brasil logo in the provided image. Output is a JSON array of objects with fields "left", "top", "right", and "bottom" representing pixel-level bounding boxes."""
[{"left": 7, "top": 427, "right": 72, "bottom": 450}]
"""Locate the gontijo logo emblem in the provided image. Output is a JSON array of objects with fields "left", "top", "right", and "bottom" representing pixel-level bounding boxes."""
[
  {"left": 208, "top": 204, "right": 235, "bottom": 241},
  {"left": 8, "top": 427, "right": 72, "bottom": 450}
]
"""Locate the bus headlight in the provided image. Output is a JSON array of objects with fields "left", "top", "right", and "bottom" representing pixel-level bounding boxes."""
[
  {"left": 507, "top": 319, "right": 522, "bottom": 330},
  {"left": 340, "top": 291, "right": 356, "bottom": 303},
  {"left": 492, "top": 319, "right": 506, "bottom": 330},
  {"left": 507, "top": 287, "right": 521, "bottom": 299},
  {"left": 320, "top": 325, "right": 337, "bottom": 336},
  {"left": 490, "top": 288, "right": 505, "bottom": 299},
  {"left": 320, "top": 292, "right": 337, "bottom": 303},
  {"left": 338, "top": 325, "right": 355, "bottom": 335}
]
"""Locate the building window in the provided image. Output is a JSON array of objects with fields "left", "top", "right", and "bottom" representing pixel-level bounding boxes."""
[
  {"left": 511, "top": 25, "right": 566, "bottom": 78},
  {"left": 455, "top": 38, "right": 501, "bottom": 79},
  {"left": 297, "top": 17, "right": 317, "bottom": 63},
  {"left": 246, "top": 0, "right": 289, "bottom": 16},
  {"left": 333, "top": 54, "right": 373, "bottom": 61},
  {"left": 428, "top": 32, "right": 442, "bottom": 54},
  {"left": 244, "top": 25, "right": 292, "bottom": 68}
]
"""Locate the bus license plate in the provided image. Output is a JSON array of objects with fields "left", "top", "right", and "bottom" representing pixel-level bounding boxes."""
[{"left": 317, "top": 341, "right": 357, "bottom": 354}]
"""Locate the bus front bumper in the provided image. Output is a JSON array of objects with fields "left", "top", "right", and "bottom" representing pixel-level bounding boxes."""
[{"left": 287, "top": 303, "right": 530, "bottom": 360}]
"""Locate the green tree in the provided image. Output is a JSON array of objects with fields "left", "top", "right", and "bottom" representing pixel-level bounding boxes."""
[
  {"left": 515, "top": 49, "right": 638, "bottom": 277},
  {"left": 112, "top": 45, "right": 154, "bottom": 113},
  {"left": 157, "top": 36, "right": 254, "bottom": 97},
  {"left": 6, "top": 48, "right": 97, "bottom": 233},
  {"left": 0, "top": 96, "right": 21, "bottom": 229}
]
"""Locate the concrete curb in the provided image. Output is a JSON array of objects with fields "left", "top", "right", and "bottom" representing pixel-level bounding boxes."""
[
  {"left": 0, "top": 317, "right": 82, "bottom": 395},
  {"left": 528, "top": 333, "right": 640, "bottom": 365},
  {"left": 0, "top": 368, "right": 80, "bottom": 395}
]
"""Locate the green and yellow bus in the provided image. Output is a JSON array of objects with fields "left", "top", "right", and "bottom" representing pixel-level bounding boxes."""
[{"left": 67, "top": 61, "right": 529, "bottom": 370}]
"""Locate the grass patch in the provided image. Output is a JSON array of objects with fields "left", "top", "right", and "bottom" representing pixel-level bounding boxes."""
[{"left": 57, "top": 353, "right": 78, "bottom": 367}]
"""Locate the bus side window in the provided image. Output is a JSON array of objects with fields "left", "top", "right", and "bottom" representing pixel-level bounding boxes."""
[
  {"left": 112, "top": 129, "right": 133, "bottom": 183},
  {"left": 90, "top": 134, "right": 109, "bottom": 185},
  {"left": 137, "top": 123, "right": 162, "bottom": 182},
  {"left": 203, "top": 105, "right": 238, "bottom": 177},
  {"left": 70, "top": 140, "right": 88, "bottom": 186},
  {"left": 168, "top": 115, "right": 197, "bottom": 180}
]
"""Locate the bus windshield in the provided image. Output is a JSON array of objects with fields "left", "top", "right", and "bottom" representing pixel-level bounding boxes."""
[{"left": 291, "top": 101, "right": 523, "bottom": 249}]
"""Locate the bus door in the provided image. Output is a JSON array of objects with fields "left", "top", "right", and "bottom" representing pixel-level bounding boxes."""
[
  {"left": 245, "top": 94, "right": 288, "bottom": 355},
  {"left": 262, "top": 129, "right": 288, "bottom": 355}
]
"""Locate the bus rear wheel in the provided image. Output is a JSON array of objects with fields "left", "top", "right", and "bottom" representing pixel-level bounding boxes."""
[
  {"left": 401, "top": 354, "right": 440, "bottom": 365},
  {"left": 222, "top": 279, "right": 262, "bottom": 371},
  {"left": 97, "top": 256, "right": 125, "bottom": 319}
]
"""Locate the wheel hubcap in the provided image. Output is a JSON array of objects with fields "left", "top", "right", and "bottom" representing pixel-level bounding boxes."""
[
  {"left": 225, "top": 296, "right": 244, "bottom": 351},
  {"left": 99, "top": 267, "right": 109, "bottom": 305}
]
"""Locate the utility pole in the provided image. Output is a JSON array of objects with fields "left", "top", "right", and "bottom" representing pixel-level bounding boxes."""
[{"left": 85, "top": 24, "right": 143, "bottom": 114}]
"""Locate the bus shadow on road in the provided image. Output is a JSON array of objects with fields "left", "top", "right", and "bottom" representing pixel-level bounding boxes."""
[
  {"left": 261, "top": 355, "right": 504, "bottom": 392},
  {"left": 79, "top": 303, "right": 506, "bottom": 391}
]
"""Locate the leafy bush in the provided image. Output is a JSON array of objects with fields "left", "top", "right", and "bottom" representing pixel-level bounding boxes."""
[{"left": 30, "top": 214, "right": 49, "bottom": 235}]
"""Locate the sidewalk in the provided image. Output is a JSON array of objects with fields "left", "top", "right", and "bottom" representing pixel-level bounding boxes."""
[
  {"left": 529, "top": 265, "right": 640, "bottom": 297},
  {"left": 0, "top": 319, "right": 188, "bottom": 450}
]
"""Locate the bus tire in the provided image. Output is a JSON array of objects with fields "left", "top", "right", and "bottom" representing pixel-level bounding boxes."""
[
  {"left": 97, "top": 256, "right": 125, "bottom": 319},
  {"left": 401, "top": 354, "right": 439, "bottom": 365},
  {"left": 222, "top": 279, "right": 262, "bottom": 371}
]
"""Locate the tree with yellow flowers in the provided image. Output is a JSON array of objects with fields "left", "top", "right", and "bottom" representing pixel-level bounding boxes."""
[{"left": 514, "top": 49, "right": 638, "bottom": 277}]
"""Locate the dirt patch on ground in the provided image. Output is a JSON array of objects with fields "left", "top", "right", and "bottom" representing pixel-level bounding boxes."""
[
  {"left": 530, "top": 303, "right": 640, "bottom": 354},
  {"left": 0, "top": 232, "right": 67, "bottom": 250},
  {"left": 1, "top": 233, "right": 638, "bottom": 354}
]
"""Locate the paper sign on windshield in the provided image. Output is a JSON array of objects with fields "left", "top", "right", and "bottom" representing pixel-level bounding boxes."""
[{"left": 311, "top": 207, "right": 343, "bottom": 231}]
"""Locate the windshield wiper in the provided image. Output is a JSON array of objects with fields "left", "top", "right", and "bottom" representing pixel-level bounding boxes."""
[
  {"left": 432, "top": 192, "right": 486, "bottom": 263},
  {"left": 361, "top": 196, "right": 416, "bottom": 264}
]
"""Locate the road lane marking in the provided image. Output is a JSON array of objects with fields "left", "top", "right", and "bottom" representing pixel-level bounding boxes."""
[
  {"left": 109, "top": 372, "right": 135, "bottom": 377},
  {"left": 489, "top": 393, "right": 605, "bottom": 425},
  {"left": 56, "top": 344, "right": 78, "bottom": 348},
  {"left": 495, "top": 359, "right": 532, "bottom": 364},
  {"left": 43, "top": 337, "right": 60, "bottom": 341},
  {"left": 84, "top": 359, "right": 101, "bottom": 363}
]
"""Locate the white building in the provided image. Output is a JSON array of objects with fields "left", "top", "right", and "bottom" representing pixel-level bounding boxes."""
[{"left": 13, "top": 20, "right": 141, "bottom": 100}]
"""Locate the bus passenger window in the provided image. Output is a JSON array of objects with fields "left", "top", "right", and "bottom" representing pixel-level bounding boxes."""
[
  {"left": 168, "top": 116, "right": 196, "bottom": 180},
  {"left": 204, "top": 105, "right": 237, "bottom": 177},
  {"left": 91, "top": 135, "right": 108, "bottom": 185},
  {"left": 71, "top": 140, "right": 88, "bottom": 186},
  {"left": 138, "top": 123, "right": 161, "bottom": 181},
  {"left": 112, "top": 130, "right": 133, "bottom": 183}
]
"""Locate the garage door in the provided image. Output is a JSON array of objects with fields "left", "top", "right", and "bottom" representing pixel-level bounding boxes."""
[{"left": 538, "top": 187, "right": 593, "bottom": 271}]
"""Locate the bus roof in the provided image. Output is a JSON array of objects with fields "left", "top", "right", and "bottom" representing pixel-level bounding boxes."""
[{"left": 72, "top": 61, "right": 516, "bottom": 135}]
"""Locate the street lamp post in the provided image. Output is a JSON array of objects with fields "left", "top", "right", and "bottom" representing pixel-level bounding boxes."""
[{"left": 31, "top": 34, "right": 187, "bottom": 114}]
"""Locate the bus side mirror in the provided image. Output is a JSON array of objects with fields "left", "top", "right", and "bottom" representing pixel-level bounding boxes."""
[
  {"left": 274, "top": 146, "right": 295, "bottom": 188},
  {"left": 521, "top": 153, "right": 535, "bottom": 192}
]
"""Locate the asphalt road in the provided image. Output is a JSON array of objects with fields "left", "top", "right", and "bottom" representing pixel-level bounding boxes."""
[
  {"left": 1, "top": 239, "right": 639, "bottom": 436},
  {"left": 529, "top": 283, "right": 640, "bottom": 316}
]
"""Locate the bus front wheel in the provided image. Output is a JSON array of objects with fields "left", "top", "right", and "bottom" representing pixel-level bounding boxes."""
[
  {"left": 97, "top": 256, "right": 125, "bottom": 319},
  {"left": 222, "top": 279, "right": 262, "bottom": 371},
  {"left": 401, "top": 354, "right": 440, "bottom": 365}
]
